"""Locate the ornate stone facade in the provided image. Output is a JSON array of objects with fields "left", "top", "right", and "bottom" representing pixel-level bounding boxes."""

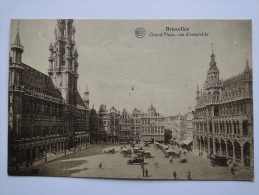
[
  {"left": 97, "top": 104, "right": 120, "bottom": 143},
  {"left": 193, "top": 50, "right": 253, "bottom": 167},
  {"left": 131, "top": 108, "right": 142, "bottom": 141},
  {"left": 8, "top": 20, "right": 90, "bottom": 168},
  {"left": 119, "top": 108, "right": 133, "bottom": 142},
  {"left": 141, "top": 104, "right": 165, "bottom": 142}
]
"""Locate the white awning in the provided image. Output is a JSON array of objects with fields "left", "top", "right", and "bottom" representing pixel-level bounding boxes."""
[{"left": 181, "top": 139, "right": 193, "bottom": 145}]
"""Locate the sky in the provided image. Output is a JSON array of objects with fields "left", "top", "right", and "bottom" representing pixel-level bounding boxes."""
[{"left": 10, "top": 19, "right": 252, "bottom": 116}]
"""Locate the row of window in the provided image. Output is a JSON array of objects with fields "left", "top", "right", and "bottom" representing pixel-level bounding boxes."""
[
  {"left": 198, "top": 86, "right": 247, "bottom": 103},
  {"left": 195, "top": 121, "right": 249, "bottom": 136},
  {"left": 142, "top": 119, "right": 164, "bottom": 125},
  {"left": 196, "top": 103, "right": 248, "bottom": 118},
  {"left": 143, "top": 127, "right": 164, "bottom": 134}
]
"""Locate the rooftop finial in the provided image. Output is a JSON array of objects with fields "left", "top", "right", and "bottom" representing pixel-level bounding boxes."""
[
  {"left": 245, "top": 52, "right": 249, "bottom": 70},
  {"left": 14, "top": 20, "right": 21, "bottom": 45},
  {"left": 17, "top": 20, "right": 19, "bottom": 33},
  {"left": 85, "top": 82, "right": 89, "bottom": 92},
  {"left": 210, "top": 43, "right": 216, "bottom": 66}
]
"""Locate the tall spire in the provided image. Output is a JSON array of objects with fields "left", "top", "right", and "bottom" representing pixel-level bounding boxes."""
[
  {"left": 196, "top": 83, "right": 199, "bottom": 95},
  {"left": 210, "top": 43, "right": 216, "bottom": 66},
  {"left": 245, "top": 52, "right": 250, "bottom": 70},
  {"left": 12, "top": 20, "right": 23, "bottom": 48},
  {"left": 11, "top": 20, "right": 24, "bottom": 64},
  {"left": 15, "top": 21, "right": 21, "bottom": 45},
  {"left": 83, "top": 82, "right": 90, "bottom": 109}
]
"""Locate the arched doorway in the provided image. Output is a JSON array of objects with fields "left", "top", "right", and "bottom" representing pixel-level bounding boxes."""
[
  {"left": 220, "top": 139, "right": 226, "bottom": 156},
  {"left": 196, "top": 136, "right": 200, "bottom": 150},
  {"left": 243, "top": 141, "right": 251, "bottom": 167},
  {"left": 209, "top": 138, "right": 213, "bottom": 155},
  {"left": 227, "top": 140, "right": 233, "bottom": 159},
  {"left": 209, "top": 122, "right": 212, "bottom": 134},
  {"left": 243, "top": 120, "right": 249, "bottom": 136},
  {"left": 215, "top": 139, "right": 220, "bottom": 155},
  {"left": 200, "top": 137, "right": 204, "bottom": 152},
  {"left": 234, "top": 141, "right": 241, "bottom": 162},
  {"left": 204, "top": 137, "right": 208, "bottom": 153}
]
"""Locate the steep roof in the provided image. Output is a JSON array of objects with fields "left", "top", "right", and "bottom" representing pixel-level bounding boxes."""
[
  {"left": 222, "top": 72, "right": 245, "bottom": 88},
  {"left": 22, "top": 63, "right": 62, "bottom": 99},
  {"left": 76, "top": 91, "right": 86, "bottom": 107}
]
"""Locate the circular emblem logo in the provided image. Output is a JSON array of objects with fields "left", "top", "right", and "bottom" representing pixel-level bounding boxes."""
[{"left": 135, "top": 28, "right": 146, "bottom": 38}]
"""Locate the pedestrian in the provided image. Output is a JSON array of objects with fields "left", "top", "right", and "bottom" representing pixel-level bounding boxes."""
[
  {"left": 173, "top": 171, "right": 177, "bottom": 180},
  {"left": 99, "top": 162, "right": 102, "bottom": 169},
  {"left": 142, "top": 168, "right": 145, "bottom": 177},
  {"left": 145, "top": 169, "right": 149, "bottom": 178},
  {"left": 187, "top": 171, "right": 191, "bottom": 180},
  {"left": 231, "top": 166, "right": 235, "bottom": 175},
  {"left": 170, "top": 157, "right": 173, "bottom": 164}
]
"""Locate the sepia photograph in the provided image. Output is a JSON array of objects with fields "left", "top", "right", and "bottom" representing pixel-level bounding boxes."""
[{"left": 8, "top": 19, "right": 253, "bottom": 180}]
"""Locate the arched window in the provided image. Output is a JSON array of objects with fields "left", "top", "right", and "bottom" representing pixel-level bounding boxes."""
[
  {"left": 213, "top": 90, "right": 220, "bottom": 102},
  {"left": 238, "top": 85, "right": 242, "bottom": 97},
  {"left": 208, "top": 91, "right": 212, "bottom": 102},
  {"left": 214, "top": 106, "right": 219, "bottom": 116}
]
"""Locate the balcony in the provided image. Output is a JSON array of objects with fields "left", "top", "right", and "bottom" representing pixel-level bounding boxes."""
[
  {"left": 23, "top": 88, "right": 64, "bottom": 104},
  {"left": 9, "top": 84, "right": 24, "bottom": 92}
]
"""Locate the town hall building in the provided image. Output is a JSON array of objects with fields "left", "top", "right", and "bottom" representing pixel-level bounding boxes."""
[
  {"left": 193, "top": 49, "right": 253, "bottom": 167},
  {"left": 8, "top": 20, "right": 90, "bottom": 168}
]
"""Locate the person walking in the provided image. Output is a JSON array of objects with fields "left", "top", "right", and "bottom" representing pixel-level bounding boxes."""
[
  {"left": 173, "top": 171, "right": 177, "bottom": 180},
  {"left": 99, "top": 162, "right": 102, "bottom": 169},
  {"left": 187, "top": 171, "right": 191, "bottom": 180},
  {"left": 145, "top": 169, "right": 149, "bottom": 178},
  {"left": 231, "top": 166, "right": 235, "bottom": 175}
]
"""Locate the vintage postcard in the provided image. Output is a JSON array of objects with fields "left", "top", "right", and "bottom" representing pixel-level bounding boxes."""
[{"left": 8, "top": 19, "right": 253, "bottom": 180}]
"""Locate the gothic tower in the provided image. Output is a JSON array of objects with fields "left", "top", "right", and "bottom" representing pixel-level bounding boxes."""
[
  {"left": 205, "top": 46, "right": 220, "bottom": 88},
  {"left": 204, "top": 45, "right": 222, "bottom": 118},
  {"left": 204, "top": 45, "right": 223, "bottom": 97},
  {"left": 48, "top": 19, "right": 78, "bottom": 105},
  {"left": 9, "top": 21, "right": 24, "bottom": 136},
  {"left": 10, "top": 23, "right": 24, "bottom": 66}
]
